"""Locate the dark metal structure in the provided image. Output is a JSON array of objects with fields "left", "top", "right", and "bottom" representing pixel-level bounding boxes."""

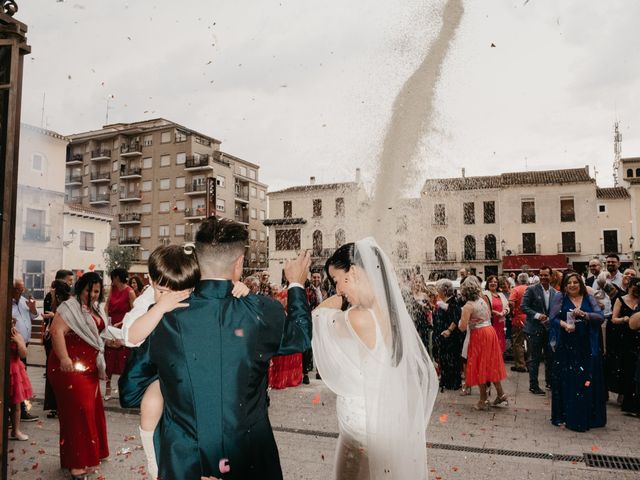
[{"left": 0, "top": 2, "right": 29, "bottom": 479}]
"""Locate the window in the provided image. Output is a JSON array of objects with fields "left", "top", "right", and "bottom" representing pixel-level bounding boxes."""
[
  {"left": 250, "top": 186, "right": 257, "bottom": 198},
  {"left": 259, "top": 190, "right": 265, "bottom": 200},
  {"left": 275, "top": 229, "right": 301, "bottom": 251},
  {"left": 142, "top": 157, "right": 153, "bottom": 169},
  {"left": 484, "top": 234, "right": 497, "bottom": 260},
  {"left": 160, "top": 155, "right": 171, "bottom": 167},
  {"left": 175, "top": 224, "right": 185, "bottom": 236},
  {"left": 259, "top": 210, "right": 265, "bottom": 220},
  {"left": 216, "top": 175, "right": 225, "bottom": 188},
  {"left": 83, "top": 186, "right": 89, "bottom": 198},
  {"left": 598, "top": 204, "right": 606, "bottom": 213},
  {"left": 32, "top": 153, "right": 44, "bottom": 171},
  {"left": 463, "top": 235, "right": 476, "bottom": 261},
  {"left": 161, "top": 131, "right": 171, "bottom": 143},
  {"left": 159, "top": 225, "right": 170, "bottom": 237},
  {"left": 434, "top": 237, "right": 448, "bottom": 261},
  {"left": 259, "top": 254, "right": 266, "bottom": 263},
  {"left": 463, "top": 202, "right": 475, "bottom": 225},
  {"left": 142, "top": 203, "right": 152, "bottom": 213},
  {"left": 176, "top": 152, "right": 186, "bottom": 165},
  {"left": 335, "top": 197, "right": 345, "bottom": 217},
  {"left": 603, "top": 230, "right": 619, "bottom": 254},
  {"left": 560, "top": 197, "right": 575, "bottom": 222},
  {"left": 521, "top": 199, "right": 536, "bottom": 223},
  {"left": 483, "top": 201, "right": 496, "bottom": 224},
  {"left": 176, "top": 176, "right": 185, "bottom": 188},
  {"left": 627, "top": 169, "right": 634, "bottom": 178},
  {"left": 335, "top": 229, "right": 346, "bottom": 247},
  {"left": 561, "top": 231, "right": 577, "bottom": 253},
  {"left": 141, "top": 181, "right": 152, "bottom": 192},
  {"left": 433, "top": 204, "right": 446, "bottom": 225},
  {"left": 250, "top": 252, "right": 257, "bottom": 262},
  {"left": 283, "top": 201, "right": 292, "bottom": 218},
  {"left": 260, "top": 231, "right": 266, "bottom": 242},
  {"left": 141, "top": 250, "right": 151, "bottom": 261},
  {"left": 79, "top": 231, "right": 95, "bottom": 251},
  {"left": 110, "top": 228, "right": 117, "bottom": 240},
  {"left": 112, "top": 160, "right": 119, "bottom": 172},
  {"left": 84, "top": 164, "right": 89, "bottom": 175},
  {"left": 637, "top": 168, "right": 640, "bottom": 177},
  {"left": 216, "top": 198, "right": 225, "bottom": 212},
  {"left": 175, "top": 129, "right": 187, "bottom": 142},
  {"left": 250, "top": 208, "right": 257, "bottom": 219},
  {"left": 141, "top": 227, "right": 151, "bottom": 238},
  {"left": 176, "top": 200, "right": 185, "bottom": 211},
  {"left": 313, "top": 199, "right": 322, "bottom": 217},
  {"left": 159, "top": 201, "right": 170, "bottom": 212},
  {"left": 238, "top": 165, "right": 247, "bottom": 177},
  {"left": 25, "top": 208, "right": 45, "bottom": 240},
  {"left": 522, "top": 233, "right": 537, "bottom": 254},
  {"left": 159, "top": 178, "right": 170, "bottom": 190},
  {"left": 143, "top": 135, "right": 153, "bottom": 146},
  {"left": 249, "top": 169, "right": 256, "bottom": 180},
  {"left": 250, "top": 229, "right": 257, "bottom": 240},
  {"left": 23, "top": 260, "right": 45, "bottom": 300},
  {"left": 312, "top": 230, "right": 323, "bottom": 255}
]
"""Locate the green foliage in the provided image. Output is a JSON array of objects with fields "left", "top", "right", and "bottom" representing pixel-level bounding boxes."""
[{"left": 103, "top": 245, "right": 137, "bottom": 273}]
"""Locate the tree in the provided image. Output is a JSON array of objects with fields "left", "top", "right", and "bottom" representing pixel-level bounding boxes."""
[{"left": 103, "top": 245, "right": 137, "bottom": 274}]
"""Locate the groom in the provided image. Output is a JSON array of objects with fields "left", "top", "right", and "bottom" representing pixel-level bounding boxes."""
[{"left": 119, "top": 216, "right": 312, "bottom": 479}]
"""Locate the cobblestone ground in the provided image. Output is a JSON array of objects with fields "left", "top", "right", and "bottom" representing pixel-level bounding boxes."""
[{"left": 8, "top": 346, "right": 640, "bottom": 479}]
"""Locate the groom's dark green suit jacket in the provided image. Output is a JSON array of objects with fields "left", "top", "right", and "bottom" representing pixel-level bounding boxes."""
[{"left": 119, "top": 280, "right": 311, "bottom": 480}]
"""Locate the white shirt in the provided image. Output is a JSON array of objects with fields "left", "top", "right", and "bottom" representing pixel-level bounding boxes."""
[
  {"left": 534, "top": 285, "right": 551, "bottom": 320},
  {"left": 12, "top": 296, "right": 37, "bottom": 342}
]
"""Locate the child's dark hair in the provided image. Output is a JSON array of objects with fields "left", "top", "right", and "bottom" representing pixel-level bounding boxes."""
[
  {"left": 52, "top": 280, "right": 71, "bottom": 304},
  {"left": 148, "top": 245, "right": 201, "bottom": 290}
]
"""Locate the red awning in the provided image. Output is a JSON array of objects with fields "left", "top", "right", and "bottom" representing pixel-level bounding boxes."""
[{"left": 501, "top": 254, "right": 569, "bottom": 272}]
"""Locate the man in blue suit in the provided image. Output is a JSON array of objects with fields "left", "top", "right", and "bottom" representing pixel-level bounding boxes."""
[{"left": 521, "top": 266, "right": 558, "bottom": 395}]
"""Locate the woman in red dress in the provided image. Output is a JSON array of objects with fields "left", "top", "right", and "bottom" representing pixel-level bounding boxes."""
[
  {"left": 268, "top": 285, "right": 303, "bottom": 389},
  {"left": 484, "top": 275, "right": 510, "bottom": 352},
  {"left": 103, "top": 268, "right": 136, "bottom": 399},
  {"left": 48, "top": 272, "right": 109, "bottom": 479}
]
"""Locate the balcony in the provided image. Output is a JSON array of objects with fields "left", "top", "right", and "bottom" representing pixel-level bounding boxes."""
[
  {"left": 119, "top": 190, "right": 142, "bottom": 202},
  {"left": 517, "top": 244, "right": 541, "bottom": 255},
  {"left": 184, "top": 207, "right": 206, "bottom": 219},
  {"left": 65, "top": 174, "right": 83, "bottom": 185},
  {"left": 601, "top": 243, "right": 622, "bottom": 254},
  {"left": 66, "top": 153, "right": 84, "bottom": 165},
  {"left": 185, "top": 155, "right": 212, "bottom": 171},
  {"left": 119, "top": 236, "right": 141, "bottom": 246},
  {"left": 120, "top": 142, "right": 142, "bottom": 157},
  {"left": 120, "top": 166, "right": 142, "bottom": 179},
  {"left": 461, "top": 251, "right": 499, "bottom": 262},
  {"left": 158, "top": 237, "right": 171, "bottom": 246},
  {"left": 119, "top": 213, "right": 142, "bottom": 224},
  {"left": 235, "top": 213, "right": 250, "bottom": 225},
  {"left": 89, "top": 193, "right": 110, "bottom": 205},
  {"left": 426, "top": 252, "right": 457, "bottom": 263},
  {"left": 65, "top": 194, "right": 82, "bottom": 204},
  {"left": 23, "top": 225, "right": 51, "bottom": 242},
  {"left": 185, "top": 183, "right": 207, "bottom": 195},
  {"left": 90, "top": 171, "right": 111, "bottom": 183},
  {"left": 90, "top": 149, "right": 111, "bottom": 161},
  {"left": 235, "top": 189, "right": 250, "bottom": 203},
  {"left": 557, "top": 242, "right": 582, "bottom": 254}
]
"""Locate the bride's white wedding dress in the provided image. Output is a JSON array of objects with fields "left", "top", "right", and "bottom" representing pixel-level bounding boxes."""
[{"left": 312, "top": 238, "right": 438, "bottom": 480}]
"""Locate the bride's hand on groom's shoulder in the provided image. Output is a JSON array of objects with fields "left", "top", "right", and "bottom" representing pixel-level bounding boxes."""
[
  {"left": 284, "top": 250, "right": 311, "bottom": 285},
  {"left": 232, "top": 281, "right": 250, "bottom": 298},
  {"left": 155, "top": 289, "right": 191, "bottom": 313}
]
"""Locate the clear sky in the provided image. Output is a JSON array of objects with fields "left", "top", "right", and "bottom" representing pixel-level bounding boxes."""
[{"left": 18, "top": 0, "right": 640, "bottom": 192}]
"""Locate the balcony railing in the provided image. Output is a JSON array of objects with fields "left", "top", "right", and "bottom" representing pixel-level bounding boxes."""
[
  {"left": 235, "top": 189, "right": 250, "bottom": 202},
  {"left": 460, "top": 251, "right": 499, "bottom": 262},
  {"left": 185, "top": 183, "right": 207, "bottom": 194},
  {"left": 120, "top": 143, "right": 142, "bottom": 155},
  {"left": 119, "top": 213, "right": 142, "bottom": 223},
  {"left": 557, "top": 242, "right": 582, "bottom": 254},
  {"left": 517, "top": 244, "right": 541, "bottom": 255},
  {"left": 90, "top": 193, "right": 110, "bottom": 203},
  {"left": 601, "top": 243, "right": 622, "bottom": 254},
  {"left": 185, "top": 155, "right": 211, "bottom": 169},
  {"left": 90, "top": 149, "right": 111, "bottom": 160},
  {"left": 235, "top": 213, "right": 250, "bottom": 224},
  {"left": 65, "top": 174, "right": 83, "bottom": 184},
  {"left": 65, "top": 195, "right": 82, "bottom": 204},
  {"left": 119, "top": 190, "right": 142, "bottom": 201},
  {"left": 426, "top": 252, "right": 457, "bottom": 262},
  {"left": 119, "top": 237, "right": 141, "bottom": 245},
  {"left": 120, "top": 166, "right": 142, "bottom": 178},
  {"left": 66, "top": 153, "right": 83, "bottom": 163},
  {"left": 90, "top": 171, "right": 111, "bottom": 182},
  {"left": 185, "top": 207, "right": 206, "bottom": 218},
  {"left": 24, "top": 225, "right": 51, "bottom": 242},
  {"left": 159, "top": 237, "right": 171, "bottom": 246}
]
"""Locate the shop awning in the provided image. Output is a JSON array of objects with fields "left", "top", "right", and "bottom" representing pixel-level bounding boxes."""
[{"left": 501, "top": 254, "right": 569, "bottom": 272}]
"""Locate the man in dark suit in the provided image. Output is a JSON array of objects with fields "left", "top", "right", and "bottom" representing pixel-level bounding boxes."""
[
  {"left": 585, "top": 259, "right": 602, "bottom": 288},
  {"left": 521, "top": 266, "right": 558, "bottom": 395},
  {"left": 119, "top": 217, "right": 312, "bottom": 480},
  {"left": 303, "top": 271, "right": 327, "bottom": 383}
]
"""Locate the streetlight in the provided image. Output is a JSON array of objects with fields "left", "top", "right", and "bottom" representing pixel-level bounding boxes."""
[
  {"left": 630, "top": 235, "right": 635, "bottom": 250},
  {"left": 501, "top": 239, "right": 506, "bottom": 252}
]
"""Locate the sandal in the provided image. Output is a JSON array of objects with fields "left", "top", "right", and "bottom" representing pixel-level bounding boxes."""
[
  {"left": 492, "top": 394, "right": 508, "bottom": 407},
  {"left": 473, "top": 400, "right": 489, "bottom": 411},
  {"left": 459, "top": 385, "right": 471, "bottom": 396}
]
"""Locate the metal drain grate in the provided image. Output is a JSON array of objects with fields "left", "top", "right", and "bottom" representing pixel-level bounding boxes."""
[
  {"left": 584, "top": 453, "right": 640, "bottom": 471},
  {"left": 426, "top": 442, "right": 583, "bottom": 463}
]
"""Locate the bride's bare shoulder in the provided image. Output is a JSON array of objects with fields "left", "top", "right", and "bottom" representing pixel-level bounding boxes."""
[{"left": 347, "top": 308, "right": 376, "bottom": 348}]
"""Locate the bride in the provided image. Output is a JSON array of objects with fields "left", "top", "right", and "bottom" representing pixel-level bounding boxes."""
[{"left": 313, "top": 238, "right": 438, "bottom": 480}]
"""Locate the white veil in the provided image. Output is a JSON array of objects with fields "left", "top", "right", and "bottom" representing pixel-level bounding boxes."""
[{"left": 313, "top": 237, "right": 438, "bottom": 479}]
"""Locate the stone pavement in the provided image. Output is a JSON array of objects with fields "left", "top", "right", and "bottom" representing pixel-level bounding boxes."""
[{"left": 8, "top": 345, "right": 640, "bottom": 479}]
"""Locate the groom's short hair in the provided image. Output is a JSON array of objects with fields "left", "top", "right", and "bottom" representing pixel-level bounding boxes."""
[{"left": 195, "top": 216, "right": 248, "bottom": 271}]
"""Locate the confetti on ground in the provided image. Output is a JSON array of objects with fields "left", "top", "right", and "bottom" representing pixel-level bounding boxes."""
[
  {"left": 311, "top": 393, "right": 321, "bottom": 405},
  {"left": 439, "top": 414, "right": 449, "bottom": 423},
  {"left": 591, "top": 445, "right": 600, "bottom": 453}
]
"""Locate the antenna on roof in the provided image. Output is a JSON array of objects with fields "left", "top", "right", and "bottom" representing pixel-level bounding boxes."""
[
  {"left": 40, "top": 92, "right": 46, "bottom": 128},
  {"left": 613, "top": 121, "right": 622, "bottom": 187}
]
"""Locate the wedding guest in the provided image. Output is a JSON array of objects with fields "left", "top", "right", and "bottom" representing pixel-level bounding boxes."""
[
  {"left": 269, "top": 285, "right": 304, "bottom": 389},
  {"left": 128, "top": 276, "right": 146, "bottom": 297},
  {"left": 9, "top": 318, "right": 33, "bottom": 441},
  {"left": 508, "top": 273, "right": 529, "bottom": 372},
  {"left": 433, "top": 279, "right": 463, "bottom": 391},
  {"left": 243, "top": 275, "right": 260, "bottom": 294},
  {"left": 303, "top": 271, "right": 327, "bottom": 382},
  {"left": 484, "top": 275, "right": 509, "bottom": 353},
  {"left": 549, "top": 272, "right": 606, "bottom": 431}
]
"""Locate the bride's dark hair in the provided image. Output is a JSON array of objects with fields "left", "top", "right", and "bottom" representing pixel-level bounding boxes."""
[{"left": 324, "top": 243, "right": 356, "bottom": 280}]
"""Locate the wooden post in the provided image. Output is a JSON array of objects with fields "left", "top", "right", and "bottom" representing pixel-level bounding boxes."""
[{"left": 0, "top": 6, "right": 29, "bottom": 480}]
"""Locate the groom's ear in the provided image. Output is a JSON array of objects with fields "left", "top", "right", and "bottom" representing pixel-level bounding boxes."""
[{"left": 232, "top": 255, "right": 245, "bottom": 282}]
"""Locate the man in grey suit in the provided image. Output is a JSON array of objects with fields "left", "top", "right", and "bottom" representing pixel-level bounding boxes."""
[{"left": 521, "top": 266, "right": 558, "bottom": 395}]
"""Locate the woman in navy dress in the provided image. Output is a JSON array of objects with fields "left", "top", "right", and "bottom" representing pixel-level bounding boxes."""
[{"left": 549, "top": 272, "right": 606, "bottom": 432}]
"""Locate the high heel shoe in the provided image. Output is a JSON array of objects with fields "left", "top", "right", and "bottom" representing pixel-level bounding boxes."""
[{"left": 492, "top": 394, "right": 508, "bottom": 407}]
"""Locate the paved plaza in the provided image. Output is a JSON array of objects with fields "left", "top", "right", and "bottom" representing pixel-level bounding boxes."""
[{"left": 7, "top": 345, "right": 640, "bottom": 479}]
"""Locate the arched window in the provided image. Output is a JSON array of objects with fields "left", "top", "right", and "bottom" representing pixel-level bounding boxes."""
[
  {"left": 636, "top": 168, "right": 640, "bottom": 177},
  {"left": 335, "top": 229, "right": 346, "bottom": 248},
  {"left": 627, "top": 168, "right": 634, "bottom": 178},
  {"left": 397, "top": 241, "right": 408, "bottom": 261},
  {"left": 312, "top": 230, "right": 323, "bottom": 255},
  {"left": 464, "top": 235, "right": 476, "bottom": 261},
  {"left": 485, "top": 234, "right": 497, "bottom": 260},
  {"left": 434, "top": 236, "right": 448, "bottom": 261}
]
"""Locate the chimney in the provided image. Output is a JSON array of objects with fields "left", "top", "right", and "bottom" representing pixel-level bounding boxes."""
[
  {"left": 461, "top": 168, "right": 466, "bottom": 178},
  {"left": 310, "top": 176, "right": 316, "bottom": 185},
  {"left": 355, "top": 168, "right": 361, "bottom": 183}
]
